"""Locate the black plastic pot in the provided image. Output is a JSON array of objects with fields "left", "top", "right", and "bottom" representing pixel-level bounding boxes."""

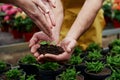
[
  {"left": 18, "top": 63, "right": 39, "bottom": 75},
  {"left": 38, "top": 66, "right": 66, "bottom": 80},
  {"left": 0, "top": 63, "right": 11, "bottom": 74},
  {"left": 84, "top": 67, "right": 112, "bottom": 80}
]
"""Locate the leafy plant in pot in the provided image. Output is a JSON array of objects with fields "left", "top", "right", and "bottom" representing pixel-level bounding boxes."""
[
  {"left": 110, "top": 46, "right": 120, "bottom": 56},
  {"left": 86, "top": 42, "right": 102, "bottom": 52},
  {"left": 108, "top": 39, "right": 120, "bottom": 50},
  {"left": 84, "top": 50, "right": 105, "bottom": 63},
  {"left": 105, "top": 68, "right": 120, "bottom": 80},
  {"left": 0, "top": 60, "right": 11, "bottom": 74},
  {"left": 0, "top": 60, "right": 11, "bottom": 79},
  {"left": 106, "top": 55, "right": 120, "bottom": 70},
  {"left": 66, "top": 54, "right": 86, "bottom": 74},
  {"left": 56, "top": 67, "right": 84, "bottom": 80},
  {"left": 5, "top": 68, "right": 26, "bottom": 80},
  {"left": 18, "top": 54, "right": 39, "bottom": 75},
  {"left": 84, "top": 61, "right": 111, "bottom": 80},
  {"left": 36, "top": 61, "right": 66, "bottom": 80}
]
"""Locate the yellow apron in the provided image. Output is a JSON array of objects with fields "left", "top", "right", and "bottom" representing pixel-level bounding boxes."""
[{"left": 60, "top": 0, "right": 106, "bottom": 50}]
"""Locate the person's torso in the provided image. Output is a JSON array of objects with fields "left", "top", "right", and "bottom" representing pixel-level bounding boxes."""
[{"left": 61, "top": 0, "right": 85, "bottom": 9}]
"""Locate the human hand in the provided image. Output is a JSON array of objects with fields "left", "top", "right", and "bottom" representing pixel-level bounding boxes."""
[
  {"left": 14, "top": 0, "right": 55, "bottom": 37},
  {"left": 35, "top": 37, "right": 77, "bottom": 62},
  {"left": 29, "top": 31, "right": 59, "bottom": 62},
  {"left": 32, "top": 0, "right": 56, "bottom": 27}
]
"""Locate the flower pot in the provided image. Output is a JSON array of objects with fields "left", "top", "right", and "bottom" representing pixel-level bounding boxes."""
[
  {"left": 0, "top": 63, "right": 11, "bottom": 74},
  {"left": 75, "top": 63, "right": 87, "bottom": 75},
  {"left": 11, "top": 29, "right": 23, "bottom": 39},
  {"left": 18, "top": 63, "right": 39, "bottom": 75},
  {"left": 23, "top": 32, "right": 34, "bottom": 42},
  {"left": 113, "top": 19, "right": 120, "bottom": 28},
  {"left": 84, "top": 68, "right": 111, "bottom": 80},
  {"left": 38, "top": 66, "right": 66, "bottom": 80}
]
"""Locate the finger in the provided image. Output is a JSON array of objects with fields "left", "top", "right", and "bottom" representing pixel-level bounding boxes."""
[
  {"left": 44, "top": 13, "right": 53, "bottom": 29},
  {"left": 34, "top": 16, "right": 52, "bottom": 37},
  {"left": 45, "top": 52, "right": 70, "bottom": 61},
  {"left": 31, "top": 44, "right": 40, "bottom": 53},
  {"left": 48, "top": 0, "right": 56, "bottom": 8},
  {"left": 37, "top": 54, "right": 45, "bottom": 61},
  {"left": 67, "top": 41, "right": 77, "bottom": 52},
  {"left": 29, "top": 37, "right": 38, "bottom": 47},
  {"left": 48, "top": 9, "right": 56, "bottom": 26},
  {"left": 32, "top": 0, "right": 49, "bottom": 13},
  {"left": 34, "top": 52, "right": 40, "bottom": 58}
]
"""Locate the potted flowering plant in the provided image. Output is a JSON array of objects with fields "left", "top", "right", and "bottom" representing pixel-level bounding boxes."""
[
  {"left": 21, "top": 16, "right": 36, "bottom": 42},
  {"left": 0, "top": 4, "right": 20, "bottom": 32},
  {"left": 112, "top": 0, "right": 120, "bottom": 28},
  {"left": 102, "top": 0, "right": 112, "bottom": 23}
]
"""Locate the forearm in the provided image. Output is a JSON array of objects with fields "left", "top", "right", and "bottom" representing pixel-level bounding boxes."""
[
  {"left": 66, "top": 0, "right": 104, "bottom": 40},
  {"left": 52, "top": 0, "right": 63, "bottom": 42}
]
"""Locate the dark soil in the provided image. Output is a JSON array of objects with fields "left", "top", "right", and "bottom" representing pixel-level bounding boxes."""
[{"left": 37, "top": 44, "right": 64, "bottom": 55}]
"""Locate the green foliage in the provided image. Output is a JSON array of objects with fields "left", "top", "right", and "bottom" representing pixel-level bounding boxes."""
[
  {"left": 86, "top": 61, "right": 105, "bottom": 73},
  {"left": 40, "top": 41, "right": 51, "bottom": 45},
  {"left": 19, "top": 54, "right": 37, "bottom": 64},
  {"left": 107, "top": 55, "right": 120, "bottom": 68},
  {"left": 105, "top": 69, "right": 120, "bottom": 80},
  {"left": 5, "top": 68, "right": 25, "bottom": 80},
  {"left": 37, "top": 62, "right": 60, "bottom": 70},
  {"left": 102, "top": 4, "right": 112, "bottom": 18},
  {"left": 13, "top": 16, "right": 34, "bottom": 32},
  {"left": 57, "top": 68, "right": 80, "bottom": 80},
  {"left": 73, "top": 46, "right": 82, "bottom": 55},
  {"left": 109, "top": 39, "right": 120, "bottom": 48},
  {"left": 26, "top": 75, "right": 35, "bottom": 80},
  {"left": 113, "top": 10, "right": 120, "bottom": 22},
  {"left": 111, "top": 46, "right": 120, "bottom": 55},
  {"left": 69, "top": 55, "right": 83, "bottom": 65},
  {"left": 0, "top": 61, "right": 7, "bottom": 71},
  {"left": 87, "top": 50, "right": 102, "bottom": 61},
  {"left": 86, "top": 43, "right": 101, "bottom": 52}
]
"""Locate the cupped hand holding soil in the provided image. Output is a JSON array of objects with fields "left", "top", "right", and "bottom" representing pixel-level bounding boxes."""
[{"left": 37, "top": 44, "right": 64, "bottom": 55}]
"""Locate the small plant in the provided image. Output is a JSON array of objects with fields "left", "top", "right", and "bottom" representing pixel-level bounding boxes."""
[
  {"left": 57, "top": 67, "right": 80, "bottom": 80},
  {"left": 73, "top": 46, "right": 82, "bottom": 55},
  {"left": 109, "top": 39, "right": 120, "bottom": 49},
  {"left": 110, "top": 46, "right": 120, "bottom": 55},
  {"left": 86, "top": 42, "right": 101, "bottom": 52},
  {"left": 37, "top": 62, "right": 60, "bottom": 70},
  {"left": 5, "top": 68, "right": 25, "bottom": 80},
  {"left": 37, "top": 41, "right": 64, "bottom": 55},
  {"left": 68, "top": 54, "right": 83, "bottom": 65},
  {"left": 105, "top": 69, "right": 120, "bottom": 80},
  {"left": 26, "top": 75, "right": 35, "bottom": 80},
  {"left": 19, "top": 54, "right": 37, "bottom": 64},
  {"left": 0, "top": 61, "right": 7, "bottom": 71},
  {"left": 86, "top": 61, "right": 105, "bottom": 73},
  {"left": 0, "top": 60, "right": 11, "bottom": 73},
  {"left": 106, "top": 55, "right": 120, "bottom": 68},
  {"left": 40, "top": 41, "right": 51, "bottom": 45},
  {"left": 86, "top": 50, "right": 102, "bottom": 61}
]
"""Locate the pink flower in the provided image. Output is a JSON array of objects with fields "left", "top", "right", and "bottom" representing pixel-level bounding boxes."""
[
  {"left": 5, "top": 8, "right": 18, "bottom": 16},
  {"left": 1, "top": 4, "right": 13, "bottom": 11},
  {"left": 4, "top": 16, "right": 10, "bottom": 21}
]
